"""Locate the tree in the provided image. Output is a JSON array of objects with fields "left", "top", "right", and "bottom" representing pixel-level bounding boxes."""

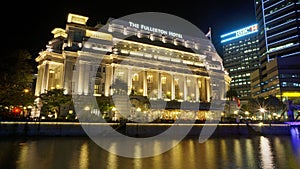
[
  {"left": 265, "top": 95, "right": 285, "bottom": 114},
  {"left": 0, "top": 49, "right": 35, "bottom": 107},
  {"left": 39, "top": 89, "right": 72, "bottom": 118}
]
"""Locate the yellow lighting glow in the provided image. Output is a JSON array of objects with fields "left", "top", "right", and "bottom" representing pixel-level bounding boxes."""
[
  {"left": 51, "top": 28, "right": 67, "bottom": 38},
  {"left": 84, "top": 106, "right": 90, "bottom": 111},
  {"left": 281, "top": 92, "right": 300, "bottom": 97},
  {"left": 85, "top": 30, "right": 113, "bottom": 41},
  {"left": 67, "top": 13, "right": 89, "bottom": 25}
]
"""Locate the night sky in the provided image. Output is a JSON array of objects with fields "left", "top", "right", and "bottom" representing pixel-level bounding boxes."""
[{"left": 2, "top": 0, "right": 256, "bottom": 58}]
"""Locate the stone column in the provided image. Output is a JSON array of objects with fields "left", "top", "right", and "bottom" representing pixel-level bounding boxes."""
[
  {"left": 35, "top": 65, "right": 43, "bottom": 95},
  {"left": 105, "top": 65, "right": 113, "bottom": 96},
  {"left": 57, "top": 64, "right": 64, "bottom": 90},
  {"left": 195, "top": 77, "right": 200, "bottom": 102},
  {"left": 183, "top": 76, "right": 187, "bottom": 101},
  {"left": 200, "top": 77, "right": 206, "bottom": 102},
  {"left": 62, "top": 58, "right": 73, "bottom": 95},
  {"left": 41, "top": 62, "right": 49, "bottom": 93},
  {"left": 158, "top": 72, "right": 162, "bottom": 99},
  {"left": 206, "top": 78, "right": 211, "bottom": 102},
  {"left": 143, "top": 70, "right": 147, "bottom": 96},
  {"left": 83, "top": 63, "right": 90, "bottom": 95},
  {"left": 171, "top": 74, "right": 175, "bottom": 100},
  {"left": 127, "top": 67, "right": 132, "bottom": 95},
  {"left": 77, "top": 60, "right": 85, "bottom": 95}
]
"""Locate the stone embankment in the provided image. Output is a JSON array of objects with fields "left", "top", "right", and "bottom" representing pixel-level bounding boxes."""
[{"left": 0, "top": 121, "right": 297, "bottom": 137}]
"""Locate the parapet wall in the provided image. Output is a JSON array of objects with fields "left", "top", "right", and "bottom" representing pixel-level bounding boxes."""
[{"left": 0, "top": 122, "right": 295, "bottom": 137}]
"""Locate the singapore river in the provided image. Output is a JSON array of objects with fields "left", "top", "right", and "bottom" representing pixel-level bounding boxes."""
[{"left": 0, "top": 134, "right": 300, "bottom": 169}]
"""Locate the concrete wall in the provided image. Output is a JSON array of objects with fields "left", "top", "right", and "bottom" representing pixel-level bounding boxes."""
[{"left": 0, "top": 122, "right": 295, "bottom": 137}]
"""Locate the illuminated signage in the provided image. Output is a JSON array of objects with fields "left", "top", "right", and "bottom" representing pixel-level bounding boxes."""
[
  {"left": 128, "top": 21, "right": 183, "bottom": 39},
  {"left": 220, "top": 24, "right": 258, "bottom": 43}
]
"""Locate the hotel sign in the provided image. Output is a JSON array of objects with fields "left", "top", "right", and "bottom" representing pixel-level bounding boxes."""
[{"left": 128, "top": 21, "right": 183, "bottom": 39}]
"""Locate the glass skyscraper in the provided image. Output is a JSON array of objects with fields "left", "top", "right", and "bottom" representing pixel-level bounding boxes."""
[
  {"left": 221, "top": 24, "right": 260, "bottom": 100},
  {"left": 251, "top": 0, "right": 300, "bottom": 101}
]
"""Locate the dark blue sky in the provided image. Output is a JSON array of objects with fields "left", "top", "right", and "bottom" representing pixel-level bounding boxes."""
[{"left": 2, "top": 0, "right": 256, "bottom": 57}]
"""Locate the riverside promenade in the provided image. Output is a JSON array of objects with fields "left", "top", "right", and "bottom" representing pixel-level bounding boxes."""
[{"left": 0, "top": 121, "right": 298, "bottom": 137}]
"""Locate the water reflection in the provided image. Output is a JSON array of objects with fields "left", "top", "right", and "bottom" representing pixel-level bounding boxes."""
[
  {"left": 107, "top": 142, "right": 118, "bottom": 169},
  {"left": 259, "top": 136, "right": 275, "bottom": 169},
  {"left": 233, "top": 138, "right": 242, "bottom": 167},
  {"left": 152, "top": 141, "right": 162, "bottom": 169},
  {"left": 0, "top": 135, "right": 299, "bottom": 169},
  {"left": 79, "top": 142, "right": 89, "bottom": 169},
  {"left": 245, "top": 139, "right": 255, "bottom": 168}
]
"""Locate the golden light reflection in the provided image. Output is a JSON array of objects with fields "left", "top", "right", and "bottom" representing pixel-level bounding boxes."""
[
  {"left": 133, "top": 155, "right": 142, "bottom": 169},
  {"left": 17, "top": 142, "right": 29, "bottom": 169},
  {"left": 233, "top": 139, "right": 242, "bottom": 167},
  {"left": 273, "top": 137, "right": 285, "bottom": 167},
  {"left": 152, "top": 140, "right": 162, "bottom": 169},
  {"left": 132, "top": 142, "right": 143, "bottom": 169},
  {"left": 220, "top": 139, "right": 228, "bottom": 163},
  {"left": 134, "top": 142, "right": 142, "bottom": 159},
  {"left": 260, "top": 136, "right": 275, "bottom": 169},
  {"left": 171, "top": 139, "right": 183, "bottom": 169},
  {"left": 187, "top": 139, "right": 195, "bottom": 168},
  {"left": 245, "top": 139, "right": 255, "bottom": 167},
  {"left": 107, "top": 143, "right": 118, "bottom": 169},
  {"left": 153, "top": 140, "right": 162, "bottom": 156},
  {"left": 205, "top": 140, "right": 217, "bottom": 169},
  {"left": 79, "top": 142, "right": 89, "bottom": 169}
]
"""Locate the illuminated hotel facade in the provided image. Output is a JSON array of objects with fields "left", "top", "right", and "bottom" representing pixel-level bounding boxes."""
[
  {"left": 34, "top": 13, "right": 229, "bottom": 120},
  {"left": 221, "top": 24, "right": 260, "bottom": 100},
  {"left": 251, "top": 0, "right": 300, "bottom": 100}
]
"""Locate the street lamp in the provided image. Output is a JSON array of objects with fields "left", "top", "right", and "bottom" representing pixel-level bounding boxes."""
[
  {"left": 259, "top": 107, "right": 266, "bottom": 121},
  {"left": 112, "top": 107, "right": 117, "bottom": 121},
  {"left": 221, "top": 112, "right": 225, "bottom": 122},
  {"left": 245, "top": 111, "right": 249, "bottom": 120}
]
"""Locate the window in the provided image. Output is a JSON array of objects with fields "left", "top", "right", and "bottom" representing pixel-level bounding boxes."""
[
  {"left": 133, "top": 73, "right": 139, "bottom": 81},
  {"left": 147, "top": 74, "right": 153, "bottom": 83},
  {"left": 161, "top": 76, "right": 167, "bottom": 84},
  {"left": 94, "top": 85, "right": 100, "bottom": 94}
]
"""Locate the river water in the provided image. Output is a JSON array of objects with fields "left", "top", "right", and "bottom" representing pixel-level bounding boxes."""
[{"left": 1, "top": 133, "right": 300, "bottom": 169}]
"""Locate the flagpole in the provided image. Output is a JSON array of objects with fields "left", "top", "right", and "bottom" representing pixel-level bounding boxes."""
[{"left": 209, "top": 27, "right": 212, "bottom": 42}]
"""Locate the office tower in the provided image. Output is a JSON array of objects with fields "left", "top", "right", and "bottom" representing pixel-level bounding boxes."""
[
  {"left": 221, "top": 24, "right": 260, "bottom": 100},
  {"left": 251, "top": 0, "right": 300, "bottom": 101}
]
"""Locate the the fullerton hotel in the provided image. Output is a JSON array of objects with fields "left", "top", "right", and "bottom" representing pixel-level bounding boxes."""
[{"left": 34, "top": 13, "right": 230, "bottom": 120}]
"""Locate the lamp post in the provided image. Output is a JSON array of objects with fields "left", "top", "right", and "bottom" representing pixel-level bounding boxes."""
[
  {"left": 112, "top": 107, "right": 117, "bottom": 121},
  {"left": 244, "top": 111, "right": 249, "bottom": 121},
  {"left": 259, "top": 107, "right": 266, "bottom": 121},
  {"left": 221, "top": 112, "right": 225, "bottom": 122},
  {"left": 234, "top": 110, "right": 240, "bottom": 123}
]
